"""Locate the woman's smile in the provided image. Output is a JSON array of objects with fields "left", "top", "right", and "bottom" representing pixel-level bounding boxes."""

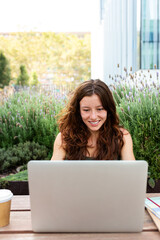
[{"left": 88, "top": 120, "right": 100, "bottom": 127}]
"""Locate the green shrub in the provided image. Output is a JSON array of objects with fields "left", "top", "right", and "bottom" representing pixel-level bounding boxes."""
[
  {"left": 0, "top": 88, "right": 65, "bottom": 155},
  {"left": 17, "top": 65, "right": 29, "bottom": 86},
  {"left": 110, "top": 70, "right": 160, "bottom": 183},
  {"left": 0, "top": 141, "right": 49, "bottom": 173},
  {"left": 30, "top": 72, "right": 39, "bottom": 86}
]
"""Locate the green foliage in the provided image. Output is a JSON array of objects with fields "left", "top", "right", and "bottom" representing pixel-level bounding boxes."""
[
  {"left": 0, "top": 170, "right": 28, "bottom": 181},
  {"left": 0, "top": 142, "right": 49, "bottom": 173},
  {"left": 0, "top": 51, "right": 11, "bottom": 88},
  {"left": 110, "top": 70, "right": 160, "bottom": 183},
  {"left": 17, "top": 65, "right": 29, "bottom": 86},
  {"left": 148, "top": 178, "right": 156, "bottom": 188},
  {"left": 0, "top": 170, "right": 28, "bottom": 188},
  {"left": 0, "top": 179, "right": 9, "bottom": 189},
  {"left": 0, "top": 88, "right": 64, "bottom": 156}
]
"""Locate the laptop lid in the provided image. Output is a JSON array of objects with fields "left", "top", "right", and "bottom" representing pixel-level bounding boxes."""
[{"left": 28, "top": 160, "right": 148, "bottom": 233}]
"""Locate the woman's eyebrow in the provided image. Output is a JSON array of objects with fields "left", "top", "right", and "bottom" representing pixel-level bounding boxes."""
[{"left": 81, "top": 105, "right": 103, "bottom": 108}]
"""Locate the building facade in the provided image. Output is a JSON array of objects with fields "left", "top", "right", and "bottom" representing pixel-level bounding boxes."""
[{"left": 91, "top": 0, "right": 159, "bottom": 84}]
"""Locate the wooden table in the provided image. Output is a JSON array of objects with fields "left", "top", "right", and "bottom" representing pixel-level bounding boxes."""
[{"left": 0, "top": 194, "right": 160, "bottom": 239}]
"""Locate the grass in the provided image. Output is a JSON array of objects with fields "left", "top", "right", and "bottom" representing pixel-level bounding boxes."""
[{"left": 0, "top": 170, "right": 28, "bottom": 182}]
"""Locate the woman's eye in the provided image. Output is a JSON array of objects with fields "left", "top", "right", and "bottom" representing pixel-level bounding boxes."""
[
  {"left": 97, "top": 108, "right": 103, "bottom": 111},
  {"left": 83, "top": 109, "right": 89, "bottom": 112}
]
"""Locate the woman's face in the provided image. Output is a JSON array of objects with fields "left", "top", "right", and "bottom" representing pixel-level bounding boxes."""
[{"left": 80, "top": 94, "right": 107, "bottom": 133}]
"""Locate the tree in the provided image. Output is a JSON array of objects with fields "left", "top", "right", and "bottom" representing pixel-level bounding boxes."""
[
  {"left": 17, "top": 65, "right": 29, "bottom": 86},
  {"left": 30, "top": 72, "right": 39, "bottom": 86},
  {"left": 0, "top": 51, "right": 11, "bottom": 88}
]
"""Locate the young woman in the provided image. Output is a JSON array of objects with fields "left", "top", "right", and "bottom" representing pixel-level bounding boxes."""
[{"left": 51, "top": 79, "right": 135, "bottom": 161}]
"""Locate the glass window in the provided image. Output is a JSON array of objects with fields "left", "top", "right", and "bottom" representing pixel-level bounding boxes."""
[{"left": 141, "top": 0, "right": 159, "bottom": 69}]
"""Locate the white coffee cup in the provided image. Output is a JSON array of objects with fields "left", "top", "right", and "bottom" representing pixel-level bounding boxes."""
[{"left": 0, "top": 189, "right": 13, "bottom": 227}]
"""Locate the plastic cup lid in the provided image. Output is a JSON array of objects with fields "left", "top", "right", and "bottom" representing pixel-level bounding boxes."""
[{"left": 0, "top": 189, "right": 13, "bottom": 203}]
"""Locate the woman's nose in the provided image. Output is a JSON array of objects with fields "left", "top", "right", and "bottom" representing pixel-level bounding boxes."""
[{"left": 90, "top": 110, "right": 97, "bottom": 119}]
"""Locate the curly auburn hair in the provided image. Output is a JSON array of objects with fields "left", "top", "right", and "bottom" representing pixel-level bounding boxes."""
[{"left": 58, "top": 79, "right": 124, "bottom": 160}]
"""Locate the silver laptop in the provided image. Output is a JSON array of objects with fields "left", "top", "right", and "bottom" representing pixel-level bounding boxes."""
[{"left": 28, "top": 160, "right": 148, "bottom": 233}]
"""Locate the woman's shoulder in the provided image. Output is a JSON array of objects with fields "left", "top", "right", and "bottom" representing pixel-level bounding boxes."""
[
  {"left": 55, "top": 132, "right": 67, "bottom": 148},
  {"left": 54, "top": 132, "right": 63, "bottom": 146},
  {"left": 51, "top": 132, "right": 66, "bottom": 160},
  {"left": 120, "top": 128, "right": 135, "bottom": 160},
  {"left": 120, "top": 127, "right": 129, "bottom": 135},
  {"left": 120, "top": 128, "right": 133, "bottom": 144}
]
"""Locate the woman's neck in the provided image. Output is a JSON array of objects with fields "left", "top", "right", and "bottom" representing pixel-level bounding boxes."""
[
  {"left": 86, "top": 133, "right": 99, "bottom": 157},
  {"left": 89, "top": 131, "right": 99, "bottom": 143}
]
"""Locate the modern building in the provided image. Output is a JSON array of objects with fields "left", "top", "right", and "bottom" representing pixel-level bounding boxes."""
[{"left": 91, "top": 0, "right": 160, "bottom": 84}]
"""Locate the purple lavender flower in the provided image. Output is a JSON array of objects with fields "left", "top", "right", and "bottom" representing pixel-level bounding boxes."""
[
  {"left": 152, "top": 81, "right": 156, "bottom": 88},
  {"left": 126, "top": 95, "right": 129, "bottom": 100}
]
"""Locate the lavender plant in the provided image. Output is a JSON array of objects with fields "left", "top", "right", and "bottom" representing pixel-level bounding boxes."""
[
  {"left": 110, "top": 68, "right": 160, "bottom": 186},
  {"left": 0, "top": 86, "right": 66, "bottom": 156}
]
